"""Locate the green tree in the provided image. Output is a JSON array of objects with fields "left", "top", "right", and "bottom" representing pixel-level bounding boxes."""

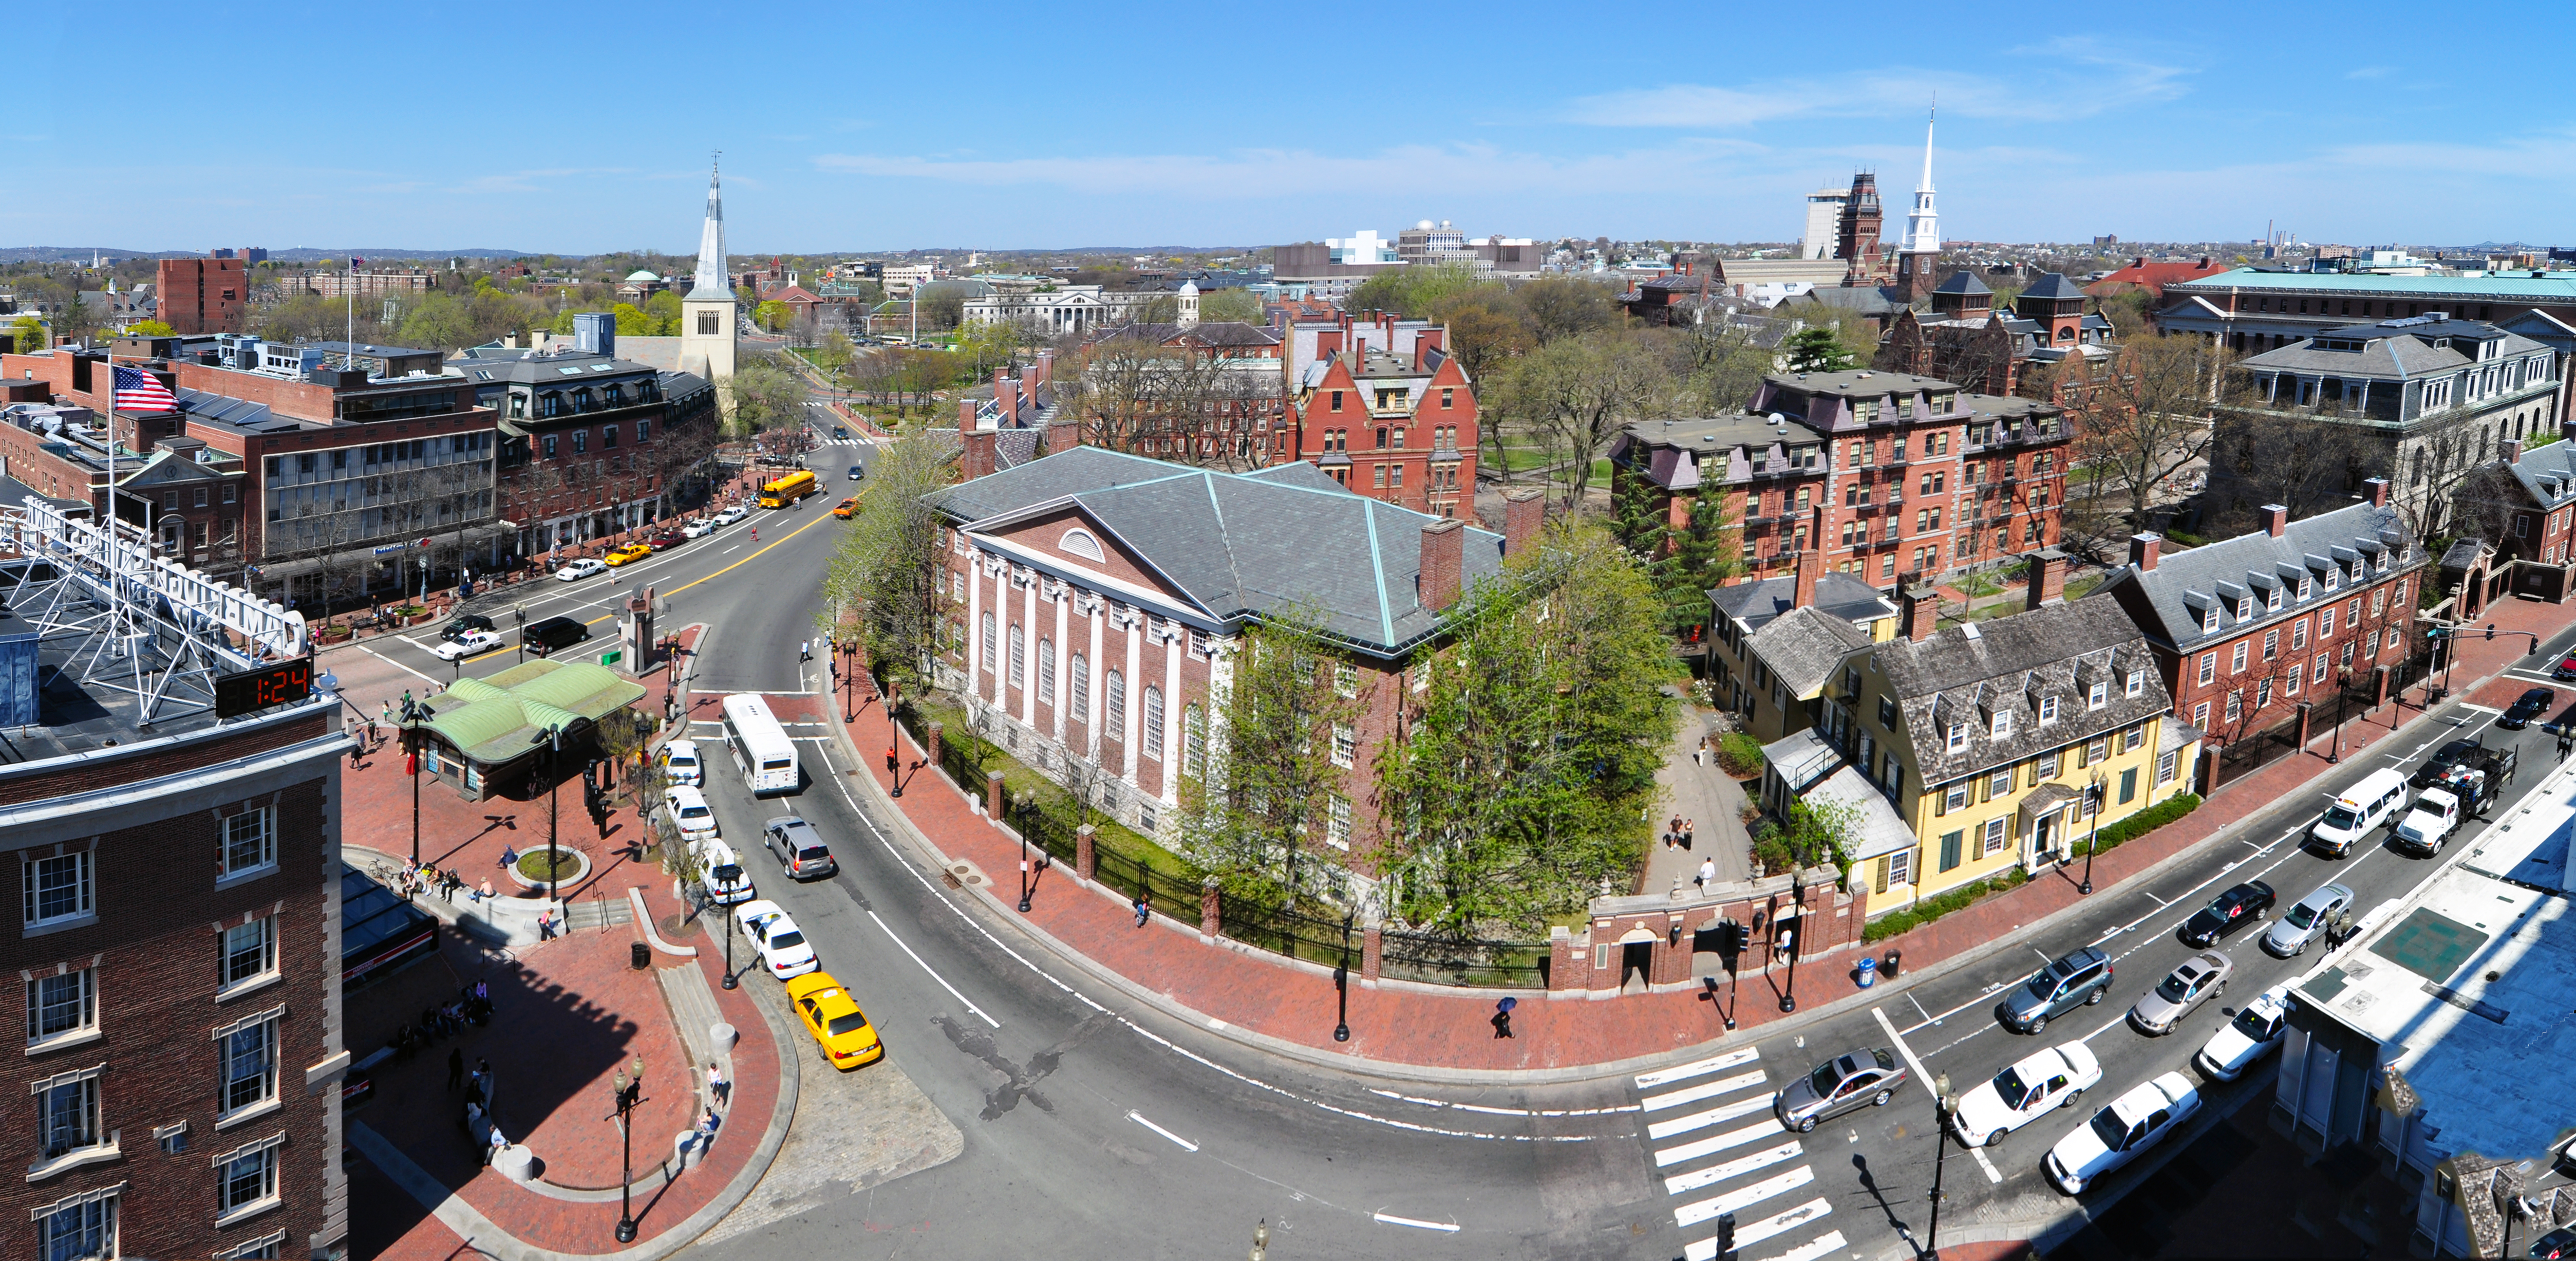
[
  {"left": 815, "top": 427, "right": 954, "bottom": 695},
  {"left": 952, "top": 319, "right": 1022, "bottom": 382},
  {"left": 1653, "top": 487, "right": 1740, "bottom": 638},
  {"left": 753, "top": 300, "right": 792, "bottom": 333},
  {"left": 721, "top": 351, "right": 807, "bottom": 435},
  {"left": 1783, "top": 326, "right": 1855, "bottom": 373},
  {"left": 642, "top": 289, "right": 684, "bottom": 335},
  {"left": 1174, "top": 605, "right": 1364, "bottom": 912},
  {"left": 1196, "top": 287, "right": 1262, "bottom": 323},
  {"left": 122, "top": 319, "right": 174, "bottom": 337},
  {"left": 394, "top": 292, "right": 478, "bottom": 349},
  {"left": 10, "top": 316, "right": 45, "bottom": 353},
  {"left": 1515, "top": 274, "right": 1621, "bottom": 344},
  {"left": 1376, "top": 520, "right": 1678, "bottom": 936},
  {"left": 1499, "top": 329, "right": 1672, "bottom": 505}
]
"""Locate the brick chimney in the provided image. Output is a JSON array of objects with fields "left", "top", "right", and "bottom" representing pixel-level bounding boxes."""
[
  {"left": 1793, "top": 541, "right": 1820, "bottom": 610},
  {"left": 2026, "top": 549, "right": 2069, "bottom": 610},
  {"left": 957, "top": 395, "right": 976, "bottom": 435},
  {"left": 2365, "top": 476, "right": 2391, "bottom": 508},
  {"left": 1045, "top": 414, "right": 1080, "bottom": 458},
  {"left": 1419, "top": 517, "right": 1465, "bottom": 612},
  {"left": 1502, "top": 487, "right": 1545, "bottom": 555},
  {"left": 962, "top": 430, "right": 996, "bottom": 480},
  {"left": 1900, "top": 583, "right": 1938, "bottom": 642},
  {"left": 2130, "top": 532, "right": 2161, "bottom": 573},
  {"left": 2505, "top": 437, "right": 2525, "bottom": 465},
  {"left": 1033, "top": 348, "right": 1053, "bottom": 387},
  {"left": 2260, "top": 503, "right": 2289, "bottom": 537},
  {"left": 993, "top": 368, "right": 1014, "bottom": 423}
]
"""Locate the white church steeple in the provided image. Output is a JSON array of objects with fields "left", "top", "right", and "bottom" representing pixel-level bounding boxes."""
[
  {"left": 687, "top": 157, "right": 729, "bottom": 301},
  {"left": 680, "top": 154, "right": 738, "bottom": 382},
  {"left": 1899, "top": 105, "right": 1940, "bottom": 257}
]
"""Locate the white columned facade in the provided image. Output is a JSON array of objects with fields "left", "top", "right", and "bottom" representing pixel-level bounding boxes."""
[
  {"left": 1020, "top": 573, "right": 1039, "bottom": 727},
  {"left": 965, "top": 550, "right": 984, "bottom": 690},
  {"left": 1087, "top": 600, "right": 1105, "bottom": 762},
  {"left": 1122, "top": 611, "right": 1143, "bottom": 781},
  {"left": 1161, "top": 632, "right": 1183, "bottom": 805},
  {"left": 1052, "top": 588, "right": 1070, "bottom": 741}
]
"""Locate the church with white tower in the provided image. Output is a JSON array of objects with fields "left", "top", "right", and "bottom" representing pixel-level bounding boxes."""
[
  {"left": 679, "top": 160, "right": 738, "bottom": 382},
  {"left": 1892, "top": 108, "right": 1943, "bottom": 303}
]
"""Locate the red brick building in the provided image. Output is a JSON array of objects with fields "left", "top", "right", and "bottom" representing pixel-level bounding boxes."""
[
  {"left": 1283, "top": 311, "right": 1476, "bottom": 518},
  {"left": 928, "top": 446, "right": 1543, "bottom": 861},
  {"left": 2091, "top": 481, "right": 2424, "bottom": 750},
  {"left": 156, "top": 256, "right": 248, "bottom": 335}
]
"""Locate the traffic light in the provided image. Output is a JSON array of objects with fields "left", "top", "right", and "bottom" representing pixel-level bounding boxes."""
[{"left": 1713, "top": 919, "right": 1745, "bottom": 971}]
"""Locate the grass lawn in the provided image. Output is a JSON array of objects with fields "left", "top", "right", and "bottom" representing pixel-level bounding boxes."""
[{"left": 915, "top": 699, "right": 1201, "bottom": 882}]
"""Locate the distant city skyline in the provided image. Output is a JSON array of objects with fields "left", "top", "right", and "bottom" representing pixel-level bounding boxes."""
[{"left": 4, "top": 1, "right": 2566, "bottom": 255}]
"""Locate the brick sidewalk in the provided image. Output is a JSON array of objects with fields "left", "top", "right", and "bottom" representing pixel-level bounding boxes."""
[
  {"left": 346, "top": 623, "right": 792, "bottom": 1258},
  {"left": 828, "top": 594, "right": 2576, "bottom": 1075}
]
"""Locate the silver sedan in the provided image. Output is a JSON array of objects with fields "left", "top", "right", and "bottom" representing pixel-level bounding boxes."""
[
  {"left": 2130, "top": 951, "right": 2231, "bottom": 1036},
  {"left": 2262, "top": 882, "right": 2354, "bottom": 958}
]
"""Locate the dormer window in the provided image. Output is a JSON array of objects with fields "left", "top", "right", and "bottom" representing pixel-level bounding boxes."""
[
  {"left": 2038, "top": 695, "right": 2059, "bottom": 725},
  {"left": 2126, "top": 669, "right": 2145, "bottom": 697},
  {"left": 2265, "top": 586, "right": 2283, "bottom": 612},
  {"left": 2089, "top": 680, "right": 2108, "bottom": 709},
  {"left": 1992, "top": 711, "right": 2014, "bottom": 739},
  {"left": 1946, "top": 724, "right": 1968, "bottom": 752},
  {"left": 2297, "top": 576, "right": 2311, "bottom": 600},
  {"left": 2235, "top": 597, "right": 2252, "bottom": 622},
  {"left": 2324, "top": 568, "right": 2339, "bottom": 591}
]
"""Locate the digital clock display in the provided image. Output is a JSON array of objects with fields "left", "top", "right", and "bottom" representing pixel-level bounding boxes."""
[{"left": 215, "top": 659, "right": 314, "bottom": 718}]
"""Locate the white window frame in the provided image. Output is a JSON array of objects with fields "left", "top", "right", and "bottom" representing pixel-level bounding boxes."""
[
  {"left": 1945, "top": 724, "right": 1967, "bottom": 752},
  {"left": 1333, "top": 662, "right": 1359, "bottom": 698},
  {"left": 2230, "top": 642, "right": 2248, "bottom": 674},
  {"left": 1991, "top": 711, "right": 2013, "bottom": 739},
  {"left": 31, "top": 1065, "right": 105, "bottom": 1163},
  {"left": 214, "top": 1228, "right": 288, "bottom": 1260},
  {"left": 212, "top": 1132, "right": 286, "bottom": 1224},
  {"left": 32, "top": 1185, "right": 116, "bottom": 1261},
  {"left": 2192, "top": 701, "right": 2211, "bottom": 729},
  {"left": 1037, "top": 638, "right": 1055, "bottom": 705},
  {"left": 1886, "top": 848, "right": 1912, "bottom": 887},
  {"left": 1325, "top": 795, "right": 1352, "bottom": 850},
  {"left": 2088, "top": 680, "right": 2107, "bottom": 709},
  {"left": 1330, "top": 722, "right": 1356, "bottom": 769},
  {"left": 1141, "top": 687, "right": 1164, "bottom": 759},
  {"left": 23, "top": 850, "right": 93, "bottom": 933},
  {"left": 1069, "top": 653, "right": 1089, "bottom": 722},
  {"left": 219, "top": 807, "right": 276, "bottom": 884},
  {"left": 1982, "top": 816, "right": 2007, "bottom": 857},
  {"left": 213, "top": 1008, "right": 281, "bottom": 1127},
  {"left": 219, "top": 917, "right": 279, "bottom": 1000},
  {"left": 2126, "top": 669, "right": 2145, "bottom": 697},
  {"left": 26, "top": 969, "right": 96, "bottom": 1049},
  {"left": 2197, "top": 653, "right": 2215, "bottom": 685},
  {"left": 2038, "top": 695, "right": 2059, "bottom": 725}
]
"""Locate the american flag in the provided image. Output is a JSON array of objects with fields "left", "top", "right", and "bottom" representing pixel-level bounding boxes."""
[{"left": 112, "top": 364, "right": 178, "bottom": 413}]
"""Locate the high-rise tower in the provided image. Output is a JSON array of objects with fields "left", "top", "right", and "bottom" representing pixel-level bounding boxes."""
[
  {"left": 1894, "top": 107, "right": 1943, "bottom": 302},
  {"left": 680, "top": 157, "right": 738, "bottom": 382}
]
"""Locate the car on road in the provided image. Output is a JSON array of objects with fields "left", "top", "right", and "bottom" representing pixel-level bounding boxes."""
[
  {"left": 555, "top": 558, "right": 608, "bottom": 581},
  {"left": 732, "top": 900, "right": 819, "bottom": 979},
  {"left": 521, "top": 615, "right": 592, "bottom": 656},
  {"left": 712, "top": 505, "right": 751, "bottom": 527},
  {"left": 666, "top": 786, "right": 719, "bottom": 846},
  {"left": 1774, "top": 1047, "right": 1906, "bottom": 1133},
  {"left": 2131, "top": 951, "right": 2232, "bottom": 1035},
  {"left": 2043, "top": 1071, "right": 2201, "bottom": 1195},
  {"left": 1950, "top": 1043, "right": 2103, "bottom": 1148},
  {"left": 2414, "top": 738, "right": 2495, "bottom": 787},
  {"left": 440, "top": 612, "right": 496, "bottom": 641},
  {"left": 701, "top": 841, "right": 754, "bottom": 905},
  {"left": 2194, "top": 984, "right": 2289, "bottom": 1081},
  {"left": 2262, "top": 882, "right": 2354, "bottom": 957},
  {"left": 847, "top": 463, "right": 863, "bottom": 480},
  {"left": 646, "top": 528, "right": 685, "bottom": 550},
  {"left": 604, "top": 542, "right": 653, "bottom": 567},
  {"left": 2310, "top": 768, "right": 2412, "bottom": 856},
  {"left": 2533, "top": 1226, "right": 2576, "bottom": 1259},
  {"left": 2179, "top": 880, "right": 2274, "bottom": 947},
  {"left": 682, "top": 518, "right": 719, "bottom": 540},
  {"left": 428, "top": 629, "right": 504, "bottom": 660},
  {"left": 833, "top": 425, "right": 849, "bottom": 439},
  {"left": 2554, "top": 651, "right": 2576, "bottom": 683},
  {"left": 832, "top": 497, "right": 858, "bottom": 518},
  {"left": 786, "top": 972, "right": 883, "bottom": 1069},
  {"left": 1998, "top": 946, "right": 2114, "bottom": 1035},
  {"left": 762, "top": 816, "right": 837, "bottom": 880},
  {"left": 660, "top": 739, "right": 703, "bottom": 788},
  {"left": 2503, "top": 687, "right": 2558, "bottom": 729}
]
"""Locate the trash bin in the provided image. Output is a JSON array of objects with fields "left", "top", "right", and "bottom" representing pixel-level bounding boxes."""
[
  {"left": 1882, "top": 949, "right": 1902, "bottom": 980},
  {"left": 631, "top": 941, "right": 651, "bottom": 970},
  {"left": 1857, "top": 955, "right": 1877, "bottom": 988}
]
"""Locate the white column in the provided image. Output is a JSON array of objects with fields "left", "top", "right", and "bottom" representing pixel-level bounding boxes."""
[
  {"left": 1087, "top": 601, "right": 1105, "bottom": 760},
  {"left": 1122, "top": 613, "right": 1143, "bottom": 782},
  {"left": 1162, "top": 632, "right": 1182, "bottom": 805},
  {"left": 965, "top": 551, "right": 984, "bottom": 689},
  {"left": 1020, "top": 573, "right": 1038, "bottom": 728},
  {"left": 1052, "top": 588, "right": 1071, "bottom": 742}
]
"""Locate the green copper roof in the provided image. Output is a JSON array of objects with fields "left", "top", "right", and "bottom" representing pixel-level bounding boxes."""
[
  {"left": 2169, "top": 267, "right": 2576, "bottom": 299},
  {"left": 418, "top": 660, "right": 646, "bottom": 765}
]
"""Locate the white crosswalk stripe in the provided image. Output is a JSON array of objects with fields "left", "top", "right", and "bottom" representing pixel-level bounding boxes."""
[{"left": 1634, "top": 1047, "right": 1841, "bottom": 1261}]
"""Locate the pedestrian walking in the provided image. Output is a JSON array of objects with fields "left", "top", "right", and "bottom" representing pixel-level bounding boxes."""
[
  {"left": 466, "top": 1063, "right": 487, "bottom": 1104},
  {"left": 1694, "top": 735, "right": 1707, "bottom": 767},
  {"left": 446, "top": 1047, "right": 464, "bottom": 1092},
  {"left": 537, "top": 907, "right": 556, "bottom": 940},
  {"left": 1133, "top": 895, "right": 1151, "bottom": 928},
  {"left": 1492, "top": 996, "right": 1516, "bottom": 1040},
  {"left": 707, "top": 1061, "right": 729, "bottom": 1107},
  {"left": 799, "top": 640, "right": 811, "bottom": 663},
  {"left": 1683, "top": 819, "right": 1695, "bottom": 850},
  {"left": 1696, "top": 857, "right": 1716, "bottom": 893},
  {"left": 486, "top": 1126, "right": 509, "bottom": 1166},
  {"left": 2559, "top": 734, "right": 2571, "bottom": 764}
]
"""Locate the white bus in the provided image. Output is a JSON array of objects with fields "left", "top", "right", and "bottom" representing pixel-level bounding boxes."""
[{"left": 721, "top": 694, "right": 800, "bottom": 795}]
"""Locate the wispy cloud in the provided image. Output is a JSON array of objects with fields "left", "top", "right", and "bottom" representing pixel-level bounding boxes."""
[
  {"left": 813, "top": 139, "right": 1766, "bottom": 199},
  {"left": 1567, "top": 42, "right": 2190, "bottom": 128}
]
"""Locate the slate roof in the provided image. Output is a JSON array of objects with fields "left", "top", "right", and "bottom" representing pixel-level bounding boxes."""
[
  {"left": 1932, "top": 271, "right": 1991, "bottom": 296},
  {"left": 929, "top": 446, "right": 1504, "bottom": 658},
  {"left": 2240, "top": 333, "right": 2487, "bottom": 380},
  {"left": 2089, "top": 500, "right": 2422, "bottom": 653},
  {"left": 2018, "top": 272, "right": 2088, "bottom": 302},
  {"left": 1794, "top": 286, "right": 1910, "bottom": 316},
  {"left": 2501, "top": 441, "right": 2576, "bottom": 511},
  {"left": 1871, "top": 596, "right": 2171, "bottom": 784},
  {"left": 1748, "top": 604, "right": 1874, "bottom": 698},
  {"left": 1709, "top": 572, "right": 1894, "bottom": 635}
]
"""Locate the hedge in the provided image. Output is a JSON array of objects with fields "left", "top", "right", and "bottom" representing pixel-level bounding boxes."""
[
  {"left": 1715, "top": 732, "right": 1764, "bottom": 777},
  {"left": 1859, "top": 792, "right": 2204, "bottom": 944}
]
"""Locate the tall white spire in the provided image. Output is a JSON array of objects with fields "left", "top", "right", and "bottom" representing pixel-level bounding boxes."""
[
  {"left": 687, "top": 155, "right": 728, "bottom": 300},
  {"left": 1900, "top": 104, "right": 1940, "bottom": 257}
]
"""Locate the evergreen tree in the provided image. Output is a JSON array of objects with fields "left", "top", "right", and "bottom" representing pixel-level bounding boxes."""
[
  {"left": 1653, "top": 486, "right": 1739, "bottom": 638},
  {"left": 1783, "top": 326, "right": 1855, "bottom": 373}
]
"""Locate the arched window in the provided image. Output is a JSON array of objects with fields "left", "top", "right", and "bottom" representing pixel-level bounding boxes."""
[
  {"left": 1038, "top": 638, "right": 1056, "bottom": 704},
  {"left": 1106, "top": 670, "right": 1125, "bottom": 732},
  {"left": 1184, "top": 705, "right": 1206, "bottom": 776},
  {"left": 1142, "top": 687, "right": 1164, "bottom": 758},
  {"left": 1008, "top": 624, "right": 1025, "bottom": 689},
  {"left": 1070, "top": 653, "right": 1089, "bottom": 722},
  {"left": 981, "top": 611, "right": 997, "bottom": 673},
  {"left": 1059, "top": 528, "right": 1105, "bottom": 562}
]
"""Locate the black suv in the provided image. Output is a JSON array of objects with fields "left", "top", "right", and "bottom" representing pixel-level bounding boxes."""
[
  {"left": 2180, "top": 880, "right": 2276, "bottom": 947},
  {"left": 2413, "top": 738, "right": 2484, "bottom": 787},
  {"left": 1996, "top": 947, "right": 2113, "bottom": 1035},
  {"left": 440, "top": 612, "right": 497, "bottom": 641},
  {"left": 521, "top": 616, "right": 591, "bottom": 656}
]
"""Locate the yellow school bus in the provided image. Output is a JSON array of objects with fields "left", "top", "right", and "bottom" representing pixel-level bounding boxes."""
[{"left": 758, "top": 469, "right": 818, "bottom": 508}]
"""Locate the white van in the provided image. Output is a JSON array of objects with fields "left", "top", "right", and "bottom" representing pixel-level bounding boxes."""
[
  {"left": 667, "top": 785, "right": 720, "bottom": 846},
  {"left": 2310, "top": 768, "right": 2410, "bottom": 856},
  {"left": 661, "top": 739, "right": 703, "bottom": 788}
]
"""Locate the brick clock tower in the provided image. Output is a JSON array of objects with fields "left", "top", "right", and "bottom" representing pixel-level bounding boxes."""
[
  {"left": 1893, "top": 107, "right": 1942, "bottom": 303},
  {"left": 1835, "top": 172, "right": 1886, "bottom": 286}
]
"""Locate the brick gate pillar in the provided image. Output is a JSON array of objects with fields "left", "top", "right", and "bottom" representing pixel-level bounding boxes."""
[
  {"left": 1075, "top": 825, "right": 1096, "bottom": 884},
  {"left": 1198, "top": 880, "right": 1221, "bottom": 943}
]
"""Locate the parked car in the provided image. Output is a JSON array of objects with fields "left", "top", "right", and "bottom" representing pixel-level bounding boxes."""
[
  {"left": 661, "top": 739, "right": 703, "bottom": 788},
  {"left": 556, "top": 558, "right": 608, "bottom": 582},
  {"left": 786, "top": 972, "right": 883, "bottom": 1069},
  {"left": 428, "top": 629, "right": 504, "bottom": 661},
  {"left": 2262, "top": 882, "right": 2354, "bottom": 957},
  {"left": 1997, "top": 947, "right": 2114, "bottom": 1035},
  {"left": 521, "top": 615, "right": 592, "bottom": 656},
  {"left": 1950, "top": 1043, "right": 2103, "bottom": 1148},
  {"left": 2194, "top": 985, "right": 2289, "bottom": 1081},
  {"left": 604, "top": 542, "right": 653, "bottom": 567},
  {"left": 1774, "top": 1048, "right": 1906, "bottom": 1134},
  {"left": 2179, "top": 881, "right": 2274, "bottom": 947},
  {"left": 763, "top": 816, "right": 837, "bottom": 880},
  {"left": 713, "top": 505, "right": 751, "bottom": 526},
  {"left": 666, "top": 786, "right": 719, "bottom": 846},
  {"left": 2043, "top": 1072, "right": 2201, "bottom": 1195},
  {"left": 682, "top": 519, "right": 719, "bottom": 540},
  {"left": 2532, "top": 1226, "right": 2576, "bottom": 1259},
  {"left": 733, "top": 900, "right": 819, "bottom": 979},
  {"left": 701, "top": 841, "right": 754, "bottom": 905},
  {"left": 832, "top": 497, "right": 859, "bottom": 518},
  {"left": 646, "top": 528, "right": 685, "bottom": 550},
  {"left": 440, "top": 613, "right": 497, "bottom": 641},
  {"left": 2503, "top": 687, "right": 2556, "bottom": 729},
  {"left": 2131, "top": 951, "right": 2232, "bottom": 1035}
]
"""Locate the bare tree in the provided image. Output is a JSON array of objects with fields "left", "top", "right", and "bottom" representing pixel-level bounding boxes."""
[
  {"left": 1497, "top": 329, "right": 1674, "bottom": 507},
  {"left": 2205, "top": 414, "right": 2373, "bottom": 535},
  {"left": 1054, "top": 335, "right": 1280, "bottom": 470},
  {"left": 2066, "top": 336, "right": 2233, "bottom": 536}
]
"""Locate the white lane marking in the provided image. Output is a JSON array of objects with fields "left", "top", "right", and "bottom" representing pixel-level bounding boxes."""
[
  {"left": 723, "top": 545, "right": 741, "bottom": 554},
  {"left": 813, "top": 742, "right": 1599, "bottom": 1143},
  {"left": 2079, "top": 1009, "right": 2130, "bottom": 1043},
  {"left": 1647, "top": 1094, "right": 1775, "bottom": 1141},
  {"left": 1655, "top": 1120, "right": 1781, "bottom": 1167},
  {"left": 1906, "top": 993, "right": 1934, "bottom": 1025},
  {"left": 1749, "top": 1229, "right": 1848, "bottom": 1261},
  {"left": 865, "top": 906, "right": 999, "bottom": 1028},
  {"left": 1635, "top": 1046, "right": 1762, "bottom": 1090},
  {"left": 1371, "top": 1212, "right": 1460, "bottom": 1233},
  {"left": 1872, "top": 1007, "right": 2000, "bottom": 1183},
  {"left": 2139, "top": 892, "right": 2170, "bottom": 907},
  {"left": 1126, "top": 1110, "right": 1197, "bottom": 1152},
  {"left": 1641, "top": 1069, "right": 1768, "bottom": 1112},
  {"left": 1366, "top": 1088, "right": 1639, "bottom": 1118},
  {"left": 1663, "top": 1140, "right": 1802, "bottom": 1196},
  {"left": 1726, "top": 1197, "right": 1834, "bottom": 1251},
  {"left": 1675, "top": 1166, "right": 1814, "bottom": 1227},
  {"left": 355, "top": 642, "right": 438, "bottom": 683}
]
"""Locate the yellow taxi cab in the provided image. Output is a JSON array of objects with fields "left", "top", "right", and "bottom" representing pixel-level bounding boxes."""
[
  {"left": 831, "top": 497, "right": 859, "bottom": 518},
  {"left": 604, "top": 542, "right": 653, "bottom": 567},
  {"left": 785, "top": 972, "right": 882, "bottom": 1069}
]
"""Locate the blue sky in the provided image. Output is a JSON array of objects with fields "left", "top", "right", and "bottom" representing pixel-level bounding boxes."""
[{"left": 10, "top": 1, "right": 2569, "bottom": 255}]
